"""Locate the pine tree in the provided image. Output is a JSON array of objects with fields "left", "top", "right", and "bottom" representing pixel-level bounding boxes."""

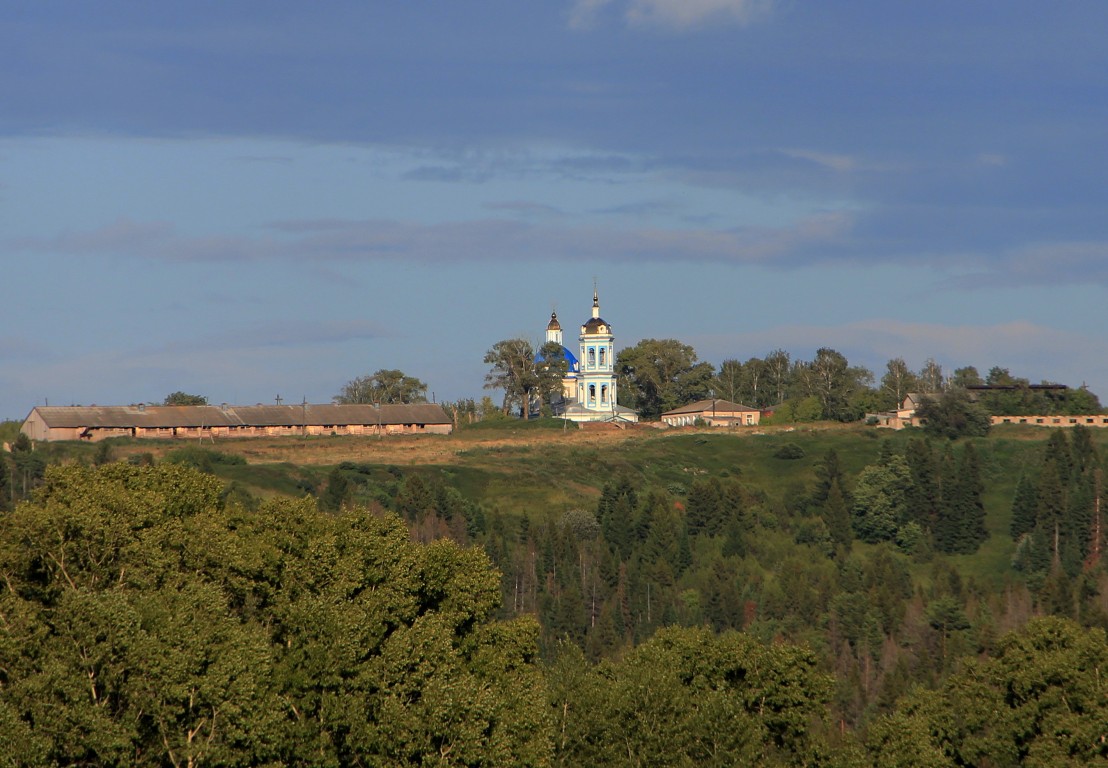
[
  {"left": 1035, "top": 459, "right": 1067, "bottom": 568},
  {"left": 904, "top": 438, "right": 940, "bottom": 530},
  {"left": 822, "top": 477, "right": 852, "bottom": 551},
  {"left": 685, "top": 477, "right": 724, "bottom": 537},
  {"left": 1010, "top": 473, "right": 1039, "bottom": 540},
  {"left": 958, "top": 444, "right": 987, "bottom": 553}
]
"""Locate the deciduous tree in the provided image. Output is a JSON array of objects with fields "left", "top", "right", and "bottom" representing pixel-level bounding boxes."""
[{"left": 334, "top": 368, "right": 428, "bottom": 404}]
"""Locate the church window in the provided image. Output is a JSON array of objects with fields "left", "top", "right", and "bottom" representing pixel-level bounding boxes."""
[
  {"left": 599, "top": 347, "right": 606, "bottom": 366},
  {"left": 589, "top": 384, "right": 596, "bottom": 404},
  {"left": 588, "top": 347, "right": 596, "bottom": 367},
  {"left": 601, "top": 385, "right": 608, "bottom": 403}
]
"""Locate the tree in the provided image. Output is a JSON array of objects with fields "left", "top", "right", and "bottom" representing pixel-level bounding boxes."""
[
  {"left": 950, "top": 366, "right": 983, "bottom": 389},
  {"left": 162, "top": 391, "right": 208, "bottom": 406},
  {"left": 918, "top": 358, "right": 944, "bottom": 393},
  {"left": 763, "top": 349, "right": 792, "bottom": 406},
  {"left": 616, "top": 339, "right": 713, "bottom": 420},
  {"left": 714, "top": 359, "right": 744, "bottom": 404},
  {"left": 915, "top": 388, "right": 991, "bottom": 439},
  {"left": 869, "top": 618, "right": 1108, "bottom": 766},
  {"left": 483, "top": 338, "right": 566, "bottom": 418},
  {"left": 880, "top": 358, "right": 921, "bottom": 411},
  {"left": 334, "top": 368, "right": 428, "bottom": 404},
  {"left": 851, "top": 456, "right": 912, "bottom": 543},
  {"left": 807, "top": 347, "right": 873, "bottom": 421},
  {"left": 0, "top": 463, "right": 554, "bottom": 766}
]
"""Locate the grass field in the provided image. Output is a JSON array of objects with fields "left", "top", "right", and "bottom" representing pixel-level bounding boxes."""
[{"left": 30, "top": 420, "right": 1108, "bottom": 592}]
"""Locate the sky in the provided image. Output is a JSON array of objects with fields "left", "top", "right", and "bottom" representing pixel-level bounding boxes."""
[{"left": 3, "top": 1, "right": 1108, "bottom": 419}]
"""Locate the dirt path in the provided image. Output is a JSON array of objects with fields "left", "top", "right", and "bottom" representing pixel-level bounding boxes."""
[{"left": 112, "top": 424, "right": 665, "bottom": 467}]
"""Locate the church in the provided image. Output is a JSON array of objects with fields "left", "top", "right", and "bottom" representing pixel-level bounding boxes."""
[{"left": 542, "top": 290, "right": 639, "bottom": 424}]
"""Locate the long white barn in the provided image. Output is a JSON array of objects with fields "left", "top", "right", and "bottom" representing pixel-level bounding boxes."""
[{"left": 21, "top": 403, "right": 453, "bottom": 442}]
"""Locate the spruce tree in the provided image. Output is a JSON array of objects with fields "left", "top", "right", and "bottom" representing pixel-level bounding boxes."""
[
  {"left": 1010, "top": 473, "right": 1039, "bottom": 540},
  {"left": 822, "top": 477, "right": 852, "bottom": 551},
  {"left": 904, "top": 438, "right": 940, "bottom": 530},
  {"left": 957, "top": 443, "right": 988, "bottom": 553}
]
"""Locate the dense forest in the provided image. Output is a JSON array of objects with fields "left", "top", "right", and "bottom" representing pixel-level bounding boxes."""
[{"left": 2, "top": 423, "right": 1108, "bottom": 765}]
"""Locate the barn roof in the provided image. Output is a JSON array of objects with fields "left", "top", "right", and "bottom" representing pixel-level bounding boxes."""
[
  {"left": 662, "top": 399, "right": 759, "bottom": 416},
  {"left": 25, "top": 403, "right": 452, "bottom": 428}
]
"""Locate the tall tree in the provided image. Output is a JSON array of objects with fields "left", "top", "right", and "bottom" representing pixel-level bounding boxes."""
[
  {"left": 484, "top": 339, "right": 539, "bottom": 417},
  {"left": 918, "top": 358, "right": 945, "bottom": 393},
  {"left": 763, "top": 349, "right": 792, "bottom": 406},
  {"left": 880, "top": 358, "right": 921, "bottom": 410},
  {"left": 808, "top": 347, "right": 873, "bottom": 421},
  {"left": 714, "top": 359, "right": 744, "bottom": 404},
  {"left": 616, "top": 339, "right": 712, "bottom": 419},
  {"left": 334, "top": 368, "right": 428, "bottom": 404}
]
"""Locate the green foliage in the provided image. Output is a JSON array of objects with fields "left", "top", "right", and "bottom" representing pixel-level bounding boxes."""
[
  {"left": 0, "top": 464, "right": 551, "bottom": 766},
  {"left": 871, "top": 618, "right": 1108, "bottom": 766},
  {"left": 162, "top": 390, "right": 208, "bottom": 405},
  {"left": 484, "top": 338, "right": 566, "bottom": 418},
  {"left": 851, "top": 456, "right": 912, "bottom": 543},
  {"left": 334, "top": 368, "right": 429, "bottom": 404},
  {"left": 0, "top": 420, "right": 22, "bottom": 444},
  {"left": 915, "top": 388, "right": 992, "bottom": 439},
  {"left": 774, "top": 442, "right": 805, "bottom": 460},
  {"left": 163, "top": 446, "right": 246, "bottom": 473},
  {"left": 549, "top": 626, "right": 834, "bottom": 767},
  {"left": 615, "top": 338, "right": 714, "bottom": 420}
]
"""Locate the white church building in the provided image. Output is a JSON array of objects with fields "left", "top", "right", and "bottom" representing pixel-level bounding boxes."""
[{"left": 543, "top": 290, "right": 639, "bottom": 424}]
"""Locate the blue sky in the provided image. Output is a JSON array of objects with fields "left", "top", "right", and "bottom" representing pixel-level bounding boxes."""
[{"left": 3, "top": 2, "right": 1108, "bottom": 419}]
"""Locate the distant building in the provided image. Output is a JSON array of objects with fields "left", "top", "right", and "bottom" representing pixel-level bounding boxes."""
[
  {"left": 21, "top": 403, "right": 453, "bottom": 442},
  {"left": 869, "top": 393, "right": 929, "bottom": 429},
  {"left": 542, "top": 290, "right": 639, "bottom": 424},
  {"left": 871, "top": 391, "right": 1108, "bottom": 430},
  {"left": 661, "top": 398, "right": 761, "bottom": 427}
]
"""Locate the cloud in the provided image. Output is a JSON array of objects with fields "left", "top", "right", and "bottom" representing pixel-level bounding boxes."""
[
  {"left": 569, "top": 0, "right": 771, "bottom": 30},
  {"left": 626, "top": 0, "right": 772, "bottom": 28},
  {"left": 568, "top": 0, "right": 616, "bottom": 29},
  {"left": 483, "top": 200, "right": 566, "bottom": 218},
  {"left": 6, "top": 211, "right": 854, "bottom": 267}
]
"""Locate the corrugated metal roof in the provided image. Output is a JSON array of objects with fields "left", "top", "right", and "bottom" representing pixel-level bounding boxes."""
[
  {"left": 662, "top": 399, "right": 758, "bottom": 416},
  {"left": 27, "top": 403, "right": 452, "bottom": 428}
]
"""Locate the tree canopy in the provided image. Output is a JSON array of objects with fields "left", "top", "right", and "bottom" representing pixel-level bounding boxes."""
[
  {"left": 616, "top": 338, "right": 713, "bottom": 419},
  {"left": 0, "top": 463, "right": 550, "bottom": 767},
  {"left": 484, "top": 339, "right": 567, "bottom": 418},
  {"left": 162, "top": 391, "right": 208, "bottom": 406},
  {"left": 334, "top": 369, "right": 429, "bottom": 404}
]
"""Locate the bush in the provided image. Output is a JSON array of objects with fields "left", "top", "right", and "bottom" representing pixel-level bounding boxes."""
[{"left": 774, "top": 443, "right": 805, "bottom": 460}]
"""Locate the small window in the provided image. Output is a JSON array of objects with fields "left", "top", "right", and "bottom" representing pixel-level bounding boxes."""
[
  {"left": 1070, "top": 418, "right": 1078, "bottom": 424},
  {"left": 1087, "top": 418, "right": 1095, "bottom": 423},
  {"left": 600, "top": 385, "right": 608, "bottom": 403},
  {"left": 1036, "top": 418, "right": 1044, "bottom": 424},
  {"left": 599, "top": 347, "right": 606, "bottom": 366},
  {"left": 588, "top": 348, "right": 596, "bottom": 367}
]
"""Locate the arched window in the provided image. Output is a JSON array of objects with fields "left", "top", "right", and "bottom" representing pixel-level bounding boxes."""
[
  {"left": 601, "top": 385, "right": 608, "bottom": 403},
  {"left": 588, "top": 347, "right": 596, "bottom": 367},
  {"left": 599, "top": 347, "right": 606, "bottom": 367},
  {"left": 588, "top": 384, "right": 596, "bottom": 404}
]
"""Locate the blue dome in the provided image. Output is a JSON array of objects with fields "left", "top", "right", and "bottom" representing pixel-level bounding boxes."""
[{"left": 537, "top": 345, "right": 579, "bottom": 375}]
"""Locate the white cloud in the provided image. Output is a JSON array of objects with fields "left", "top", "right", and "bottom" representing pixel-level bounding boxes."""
[
  {"left": 568, "top": 0, "right": 616, "bottom": 29},
  {"left": 569, "top": 0, "right": 771, "bottom": 30},
  {"left": 626, "top": 0, "right": 771, "bottom": 28}
]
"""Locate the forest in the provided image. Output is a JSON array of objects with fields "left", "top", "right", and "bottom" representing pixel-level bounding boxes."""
[{"left": 1, "top": 422, "right": 1107, "bottom": 765}]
